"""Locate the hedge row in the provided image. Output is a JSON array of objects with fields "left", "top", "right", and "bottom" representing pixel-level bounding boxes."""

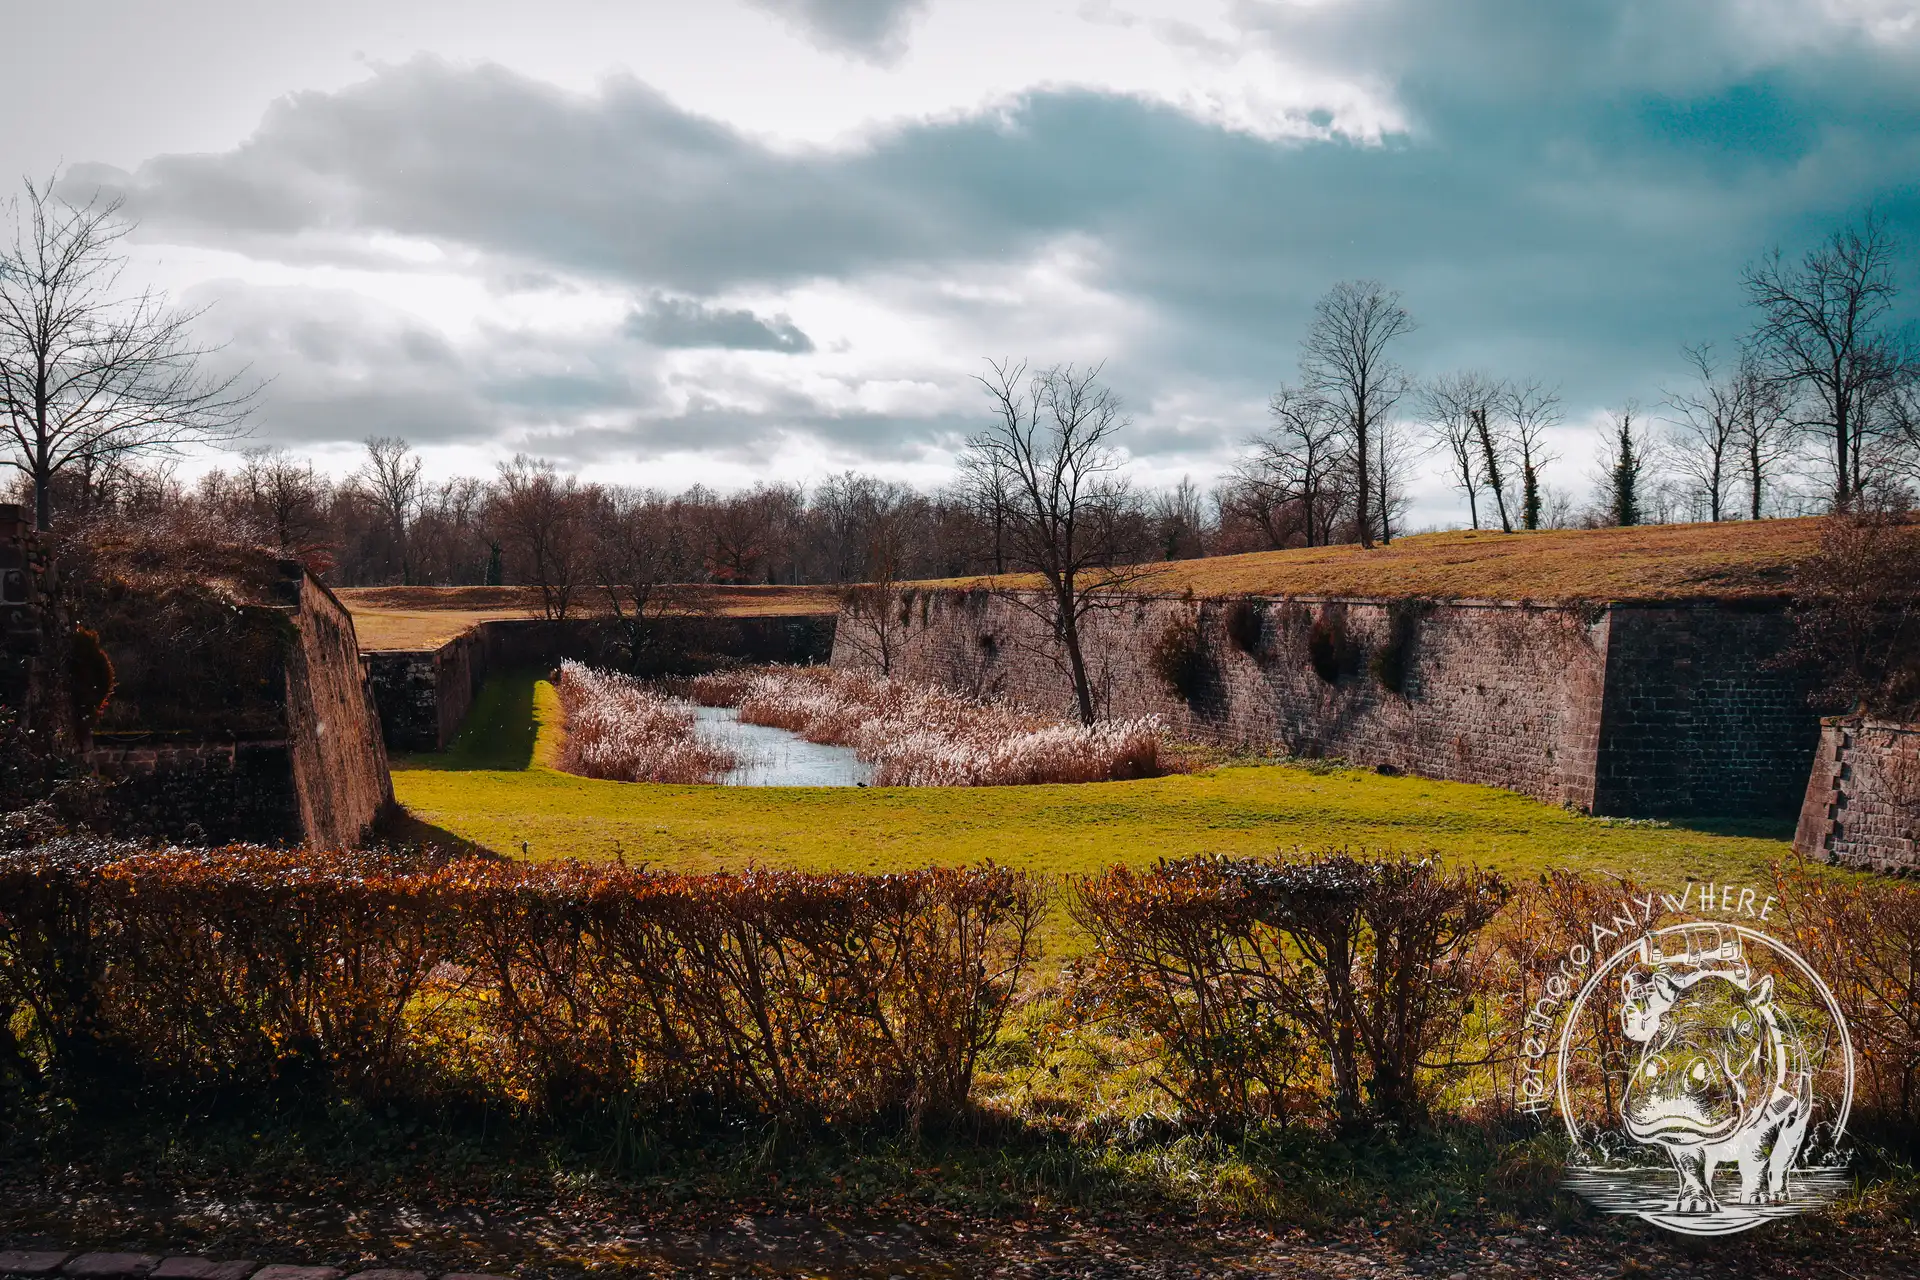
[
  {"left": 0, "top": 842, "right": 1045, "bottom": 1122},
  {"left": 5, "top": 843, "right": 1920, "bottom": 1143}
]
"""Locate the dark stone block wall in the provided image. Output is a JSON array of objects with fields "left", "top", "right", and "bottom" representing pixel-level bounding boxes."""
[
  {"left": 1593, "top": 603, "right": 1817, "bottom": 818},
  {"left": 835, "top": 588, "right": 1816, "bottom": 819},
  {"left": 87, "top": 735, "right": 302, "bottom": 845},
  {"left": 1796, "top": 717, "right": 1920, "bottom": 870}
]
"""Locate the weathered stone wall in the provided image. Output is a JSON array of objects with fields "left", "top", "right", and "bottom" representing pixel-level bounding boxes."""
[
  {"left": 82, "top": 560, "right": 392, "bottom": 848},
  {"left": 1795, "top": 717, "right": 1920, "bottom": 870},
  {"left": 841, "top": 590, "right": 1610, "bottom": 810},
  {"left": 367, "top": 613, "right": 837, "bottom": 751},
  {"left": 835, "top": 588, "right": 1815, "bottom": 818},
  {"left": 87, "top": 734, "right": 302, "bottom": 845},
  {"left": 281, "top": 569, "right": 394, "bottom": 849}
]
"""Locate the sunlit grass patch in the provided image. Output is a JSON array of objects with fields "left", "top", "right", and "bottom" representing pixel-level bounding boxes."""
[{"left": 393, "top": 672, "right": 1796, "bottom": 908}]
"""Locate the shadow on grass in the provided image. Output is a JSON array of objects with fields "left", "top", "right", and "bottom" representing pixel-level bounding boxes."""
[
  {"left": 1662, "top": 814, "right": 1798, "bottom": 842},
  {"left": 392, "top": 669, "right": 543, "bottom": 773},
  {"left": 373, "top": 804, "right": 501, "bottom": 859}
]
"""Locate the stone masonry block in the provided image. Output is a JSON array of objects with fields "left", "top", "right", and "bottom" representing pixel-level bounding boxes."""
[
  {"left": 62, "top": 1257, "right": 159, "bottom": 1279},
  {"left": 249, "top": 1268, "right": 340, "bottom": 1280},
  {"left": 151, "top": 1261, "right": 258, "bottom": 1280},
  {"left": 0, "top": 1254, "right": 73, "bottom": 1277}
]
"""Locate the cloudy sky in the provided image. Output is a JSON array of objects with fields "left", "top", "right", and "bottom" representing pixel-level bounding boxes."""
[{"left": 8, "top": 0, "right": 1920, "bottom": 525}]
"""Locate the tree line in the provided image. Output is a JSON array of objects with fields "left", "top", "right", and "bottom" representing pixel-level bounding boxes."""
[{"left": 4, "top": 176, "right": 1918, "bottom": 588}]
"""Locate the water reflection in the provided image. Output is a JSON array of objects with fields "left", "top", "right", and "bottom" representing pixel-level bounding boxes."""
[{"left": 690, "top": 705, "right": 875, "bottom": 787}]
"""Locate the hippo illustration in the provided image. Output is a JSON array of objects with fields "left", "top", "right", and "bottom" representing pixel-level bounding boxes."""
[{"left": 1619, "top": 944, "right": 1812, "bottom": 1215}]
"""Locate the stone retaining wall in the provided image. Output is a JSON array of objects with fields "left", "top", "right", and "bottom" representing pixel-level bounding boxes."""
[
  {"left": 1795, "top": 717, "right": 1920, "bottom": 870},
  {"left": 834, "top": 588, "right": 1817, "bottom": 818},
  {"left": 83, "top": 562, "right": 392, "bottom": 849}
]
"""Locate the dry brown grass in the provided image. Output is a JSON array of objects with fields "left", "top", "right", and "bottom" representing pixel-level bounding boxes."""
[
  {"left": 918, "top": 518, "right": 1825, "bottom": 602},
  {"left": 692, "top": 665, "right": 1165, "bottom": 786},
  {"left": 340, "top": 583, "right": 843, "bottom": 651}
]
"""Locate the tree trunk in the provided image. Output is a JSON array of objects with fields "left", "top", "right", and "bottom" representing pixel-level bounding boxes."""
[{"left": 1057, "top": 590, "right": 1096, "bottom": 726}]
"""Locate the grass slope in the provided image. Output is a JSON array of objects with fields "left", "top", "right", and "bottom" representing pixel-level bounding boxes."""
[
  {"left": 393, "top": 672, "right": 1796, "bottom": 894},
  {"left": 344, "top": 584, "right": 841, "bottom": 651},
  {"left": 918, "top": 518, "right": 1823, "bottom": 602}
]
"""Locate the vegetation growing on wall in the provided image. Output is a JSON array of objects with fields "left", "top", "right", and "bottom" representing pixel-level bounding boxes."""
[
  {"left": 1148, "top": 611, "right": 1214, "bottom": 707},
  {"left": 1224, "top": 597, "right": 1265, "bottom": 655},
  {"left": 1368, "top": 601, "right": 1424, "bottom": 695},
  {"left": 1307, "top": 608, "right": 1355, "bottom": 685}
]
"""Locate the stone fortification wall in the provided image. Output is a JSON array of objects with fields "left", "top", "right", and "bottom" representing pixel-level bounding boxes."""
[
  {"left": 1795, "top": 718, "right": 1920, "bottom": 870},
  {"left": 835, "top": 588, "right": 1816, "bottom": 818},
  {"left": 88, "top": 734, "right": 301, "bottom": 844},
  {"left": 281, "top": 570, "right": 394, "bottom": 849},
  {"left": 1593, "top": 604, "right": 1812, "bottom": 817},
  {"left": 85, "top": 560, "right": 392, "bottom": 848},
  {"left": 367, "top": 613, "right": 837, "bottom": 751}
]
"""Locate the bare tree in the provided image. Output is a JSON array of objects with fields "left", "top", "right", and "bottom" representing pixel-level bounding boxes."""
[
  {"left": 0, "top": 177, "right": 254, "bottom": 530},
  {"left": 1505, "top": 379, "right": 1560, "bottom": 530},
  {"left": 1732, "top": 350, "right": 1798, "bottom": 519},
  {"left": 1148, "top": 475, "right": 1209, "bottom": 560},
  {"left": 1370, "top": 415, "right": 1417, "bottom": 544},
  {"left": 965, "top": 359, "right": 1157, "bottom": 724},
  {"left": 1745, "top": 212, "right": 1908, "bottom": 508},
  {"left": 1230, "top": 385, "right": 1350, "bottom": 547},
  {"left": 354, "top": 436, "right": 424, "bottom": 583},
  {"left": 837, "top": 491, "right": 917, "bottom": 675},
  {"left": 1299, "top": 280, "right": 1414, "bottom": 549},
  {"left": 491, "top": 455, "right": 591, "bottom": 620},
  {"left": 1471, "top": 405, "right": 1514, "bottom": 532},
  {"left": 1419, "top": 372, "right": 1501, "bottom": 529},
  {"left": 589, "top": 486, "right": 688, "bottom": 671},
  {"left": 231, "top": 447, "right": 331, "bottom": 562},
  {"left": 1663, "top": 345, "right": 1743, "bottom": 521}
]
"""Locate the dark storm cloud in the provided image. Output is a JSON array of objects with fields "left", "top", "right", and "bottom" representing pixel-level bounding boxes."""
[
  {"left": 626, "top": 294, "right": 815, "bottom": 353},
  {"left": 745, "top": 0, "right": 929, "bottom": 62},
  {"left": 76, "top": 3, "right": 1920, "bottom": 472}
]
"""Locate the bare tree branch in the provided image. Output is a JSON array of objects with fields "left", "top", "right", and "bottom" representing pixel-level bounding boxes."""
[{"left": 0, "top": 176, "right": 256, "bottom": 530}]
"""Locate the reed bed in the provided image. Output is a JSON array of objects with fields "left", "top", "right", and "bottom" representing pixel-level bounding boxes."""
[
  {"left": 691, "top": 665, "right": 1163, "bottom": 786},
  {"left": 554, "top": 660, "right": 736, "bottom": 784}
]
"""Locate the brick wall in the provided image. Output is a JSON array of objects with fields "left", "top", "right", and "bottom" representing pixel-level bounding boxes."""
[
  {"left": 281, "top": 569, "right": 394, "bottom": 849},
  {"left": 836, "top": 588, "right": 1816, "bottom": 818},
  {"left": 841, "top": 590, "right": 1611, "bottom": 810},
  {"left": 1594, "top": 603, "right": 1816, "bottom": 817},
  {"left": 1795, "top": 717, "right": 1920, "bottom": 870}
]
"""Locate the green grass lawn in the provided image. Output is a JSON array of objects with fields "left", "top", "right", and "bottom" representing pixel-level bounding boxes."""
[{"left": 392, "top": 671, "right": 1799, "bottom": 892}]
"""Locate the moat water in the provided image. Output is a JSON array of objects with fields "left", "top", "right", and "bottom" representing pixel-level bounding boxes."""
[{"left": 690, "top": 705, "right": 874, "bottom": 787}]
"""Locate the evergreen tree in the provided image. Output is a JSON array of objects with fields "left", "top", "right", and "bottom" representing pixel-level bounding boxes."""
[
  {"left": 1521, "top": 461, "right": 1541, "bottom": 530},
  {"left": 1611, "top": 413, "right": 1642, "bottom": 527}
]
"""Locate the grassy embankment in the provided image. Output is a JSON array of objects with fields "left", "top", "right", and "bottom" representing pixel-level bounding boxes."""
[
  {"left": 393, "top": 670, "right": 1796, "bottom": 893},
  {"left": 919, "top": 517, "right": 1826, "bottom": 600},
  {"left": 343, "top": 582, "right": 841, "bottom": 651}
]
